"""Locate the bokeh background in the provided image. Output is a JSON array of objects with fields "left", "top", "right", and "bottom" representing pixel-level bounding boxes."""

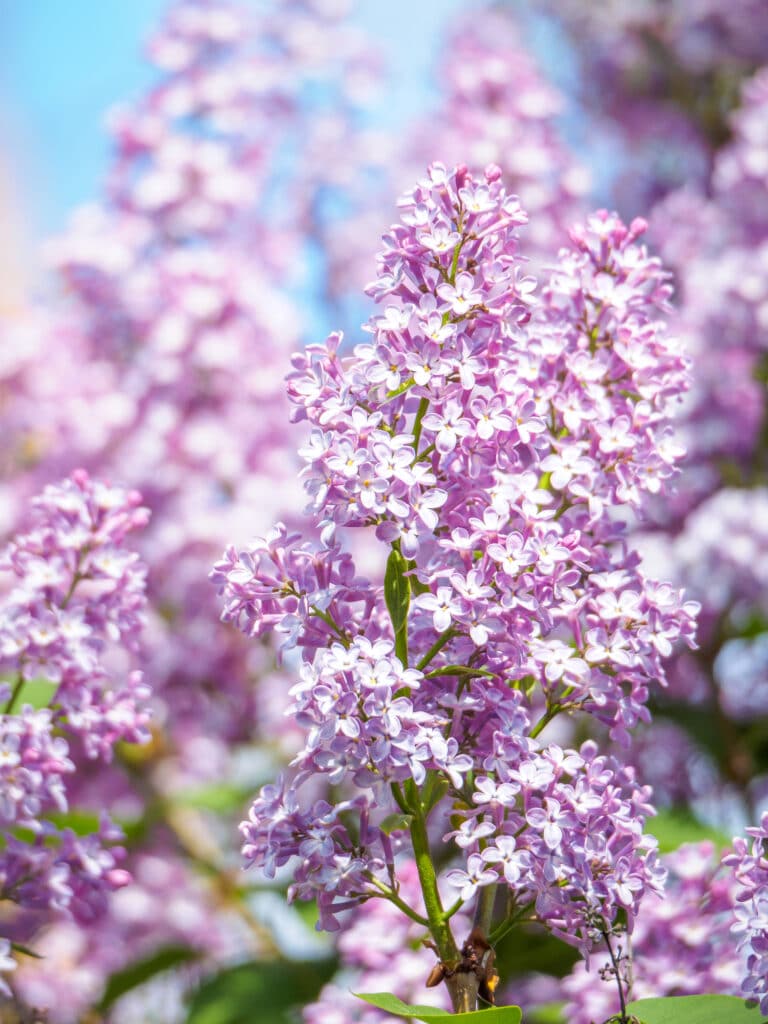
[{"left": 1, "top": 1, "right": 768, "bottom": 1022}]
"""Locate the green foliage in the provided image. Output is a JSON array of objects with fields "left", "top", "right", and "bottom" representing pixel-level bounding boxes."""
[
  {"left": 174, "top": 781, "right": 255, "bottom": 814},
  {"left": 645, "top": 808, "right": 732, "bottom": 853},
  {"left": 1, "top": 676, "right": 58, "bottom": 712},
  {"left": 97, "top": 945, "right": 200, "bottom": 1012},
  {"left": 523, "top": 1003, "right": 565, "bottom": 1024},
  {"left": 187, "top": 959, "right": 338, "bottom": 1024},
  {"left": 380, "top": 812, "right": 415, "bottom": 835},
  {"left": 385, "top": 547, "right": 411, "bottom": 664},
  {"left": 46, "top": 809, "right": 102, "bottom": 835},
  {"left": 494, "top": 925, "right": 579, "bottom": 980},
  {"left": 385, "top": 548, "right": 411, "bottom": 634},
  {"left": 626, "top": 995, "right": 768, "bottom": 1024},
  {"left": 355, "top": 992, "right": 522, "bottom": 1023}
]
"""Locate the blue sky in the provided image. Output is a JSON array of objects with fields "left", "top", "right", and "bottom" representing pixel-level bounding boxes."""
[{"left": 0, "top": 0, "right": 468, "bottom": 241}]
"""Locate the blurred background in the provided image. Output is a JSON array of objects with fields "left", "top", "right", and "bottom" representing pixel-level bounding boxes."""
[
  {"left": 0, "top": 1, "right": 472, "bottom": 240},
  {"left": 1, "top": 1, "right": 767, "bottom": 1022}
]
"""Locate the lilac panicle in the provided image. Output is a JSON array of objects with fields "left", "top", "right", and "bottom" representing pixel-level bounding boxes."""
[
  {"left": 0, "top": 471, "right": 148, "bottom": 937},
  {"left": 724, "top": 814, "right": 768, "bottom": 1015},
  {"left": 0, "top": 469, "right": 150, "bottom": 756},
  {"left": 215, "top": 163, "right": 696, "bottom": 960},
  {"left": 562, "top": 841, "right": 745, "bottom": 1023}
]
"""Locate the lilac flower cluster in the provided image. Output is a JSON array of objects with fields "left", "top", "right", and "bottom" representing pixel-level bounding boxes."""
[
  {"left": 445, "top": 742, "right": 665, "bottom": 953},
  {"left": 648, "top": 68, "right": 768, "bottom": 502},
  {"left": 409, "top": 10, "right": 589, "bottom": 254},
  {"left": 214, "top": 163, "right": 695, "bottom": 998},
  {"left": 548, "top": 0, "right": 768, "bottom": 211},
  {"left": 0, "top": 471, "right": 148, "bottom": 946},
  {"left": 725, "top": 814, "right": 768, "bottom": 1014},
  {"left": 563, "top": 842, "right": 745, "bottom": 1024},
  {"left": 0, "top": 470, "right": 149, "bottom": 750},
  {"left": 621, "top": 68, "right": 768, "bottom": 833}
]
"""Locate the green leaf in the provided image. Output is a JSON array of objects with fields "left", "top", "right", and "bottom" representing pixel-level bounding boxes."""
[
  {"left": 380, "top": 813, "right": 414, "bottom": 835},
  {"left": 46, "top": 809, "right": 102, "bottom": 836},
  {"left": 174, "top": 781, "right": 254, "bottom": 814},
  {"left": 97, "top": 945, "right": 200, "bottom": 1012},
  {"left": 627, "top": 995, "right": 768, "bottom": 1023},
  {"left": 424, "top": 665, "right": 495, "bottom": 679},
  {"left": 2, "top": 677, "right": 58, "bottom": 712},
  {"left": 645, "top": 809, "right": 732, "bottom": 853},
  {"left": 524, "top": 1003, "right": 565, "bottom": 1024},
  {"left": 355, "top": 992, "right": 522, "bottom": 1023},
  {"left": 10, "top": 942, "right": 42, "bottom": 960},
  {"left": 385, "top": 548, "right": 411, "bottom": 665},
  {"left": 187, "top": 959, "right": 338, "bottom": 1024},
  {"left": 385, "top": 549, "right": 411, "bottom": 636},
  {"left": 494, "top": 925, "right": 578, "bottom": 980}
]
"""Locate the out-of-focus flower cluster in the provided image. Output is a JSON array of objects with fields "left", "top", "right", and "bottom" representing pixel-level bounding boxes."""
[
  {"left": 410, "top": 11, "right": 589, "bottom": 254},
  {"left": 562, "top": 841, "right": 745, "bottom": 1023},
  {"left": 0, "top": 472, "right": 149, "bottom": 994},
  {"left": 548, "top": 0, "right": 768, "bottom": 211},
  {"left": 725, "top": 814, "right": 768, "bottom": 1015}
]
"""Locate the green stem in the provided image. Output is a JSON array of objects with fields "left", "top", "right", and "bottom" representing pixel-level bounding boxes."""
[
  {"left": 416, "top": 630, "right": 457, "bottom": 671},
  {"left": 385, "top": 376, "right": 416, "bottom": 401},
  {"left": 391, "top": 782, "right": 409, "bottom": 814},
  {"left": 415, "top": 442, "right": 436, "bottom": 463},
  {"left": 473, "top": 881, "right": 497, "bottom": 935},
  {"left": 601, "top": 927, "right": 630, "bottom": 1024},
  {"left": 366, "top": 875, "right": 430, "bottom": 927},
  {"left": 488, "top": 907, "right": 535, "bottom": 946},
  {"left": 310, "top": 606, "right": 350, "bottom": 648},
  {"left": 60, "top": 570, "right": 84, "bottom": 611},
  {"left": 409, "top": 806, "right": 457, "bottom": 963},
  {"left": 529, "top": 681, "right": 580, "bottom": 738},
  {"left": 529, "top": 699, "right": 567, "bottom": 740},
  {"left": 5, "top": 673, "right": 26, "bottom": 715},
  {"left": 448, "top": 236, "right": 465, "bottom": 284},
  {"left": 413, "top": 397, "right": 430, "bottom": 452},
  {"left": 441, "top": 897, "right": 465, "bottom": 922}
]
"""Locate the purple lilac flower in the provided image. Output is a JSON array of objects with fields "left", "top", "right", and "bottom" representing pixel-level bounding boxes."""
[
  {"left": 216, "top": 164, "right": 695, "bottom": 972},
  {"left": 0, "top": 472, "right": 148, "bottom": 972},
  {"left": 548, "top": 0, "right": 768, "bottom": 211},
  {"left": 724, "top": 814, "right": 768, "bottom": 1015},
  {"left": 562, "top": 842, "right": 745, "bottom": 1024}
]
